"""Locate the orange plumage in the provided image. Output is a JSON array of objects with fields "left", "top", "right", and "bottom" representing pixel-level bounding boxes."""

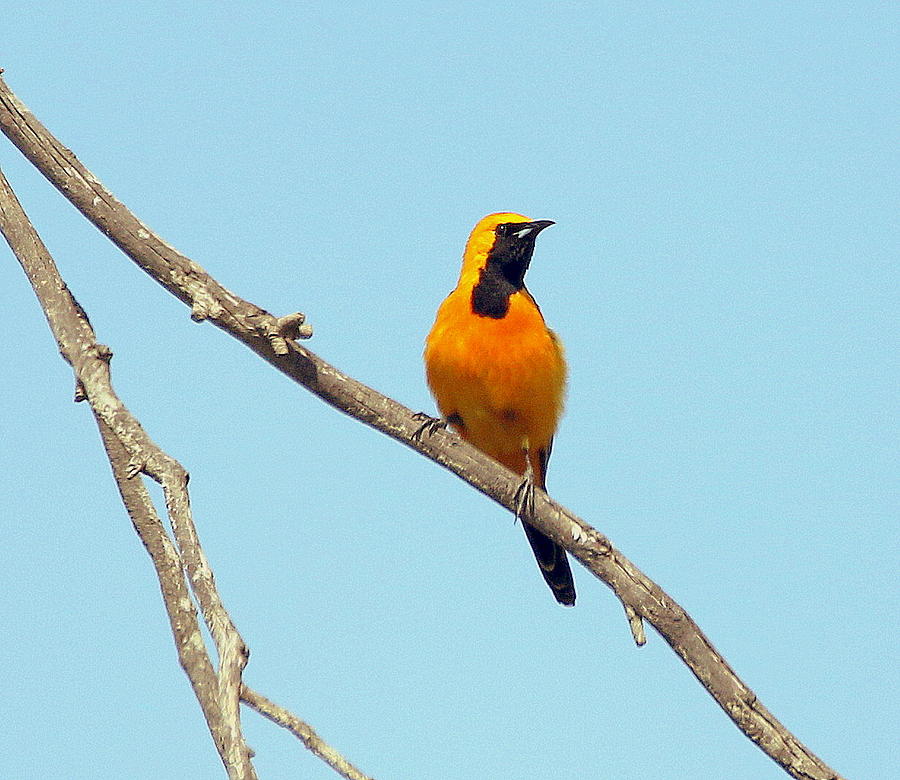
[{"left": 424, "top": 213, "right": 575, "bottom": 605}]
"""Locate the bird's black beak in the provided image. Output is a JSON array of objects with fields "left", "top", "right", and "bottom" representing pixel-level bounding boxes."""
[
  {"left": 506, "top": 220, "right": 554, "bottom": 240},
  {"left": 528, "top": 220, "right": 555, "bottom": 233}
]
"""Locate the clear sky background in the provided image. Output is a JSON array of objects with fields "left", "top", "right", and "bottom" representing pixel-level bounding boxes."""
[{"left": 2, "top": 3, "right": 896, "bottom": 779}]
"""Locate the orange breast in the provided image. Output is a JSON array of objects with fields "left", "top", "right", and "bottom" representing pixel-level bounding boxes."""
[{"left": 424, "top": 286, "right": 566, "bottom": 467}]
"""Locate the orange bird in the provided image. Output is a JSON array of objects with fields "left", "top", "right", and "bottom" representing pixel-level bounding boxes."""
[{"left": 424, "top": 213, "right": 575, "bottom": 605}]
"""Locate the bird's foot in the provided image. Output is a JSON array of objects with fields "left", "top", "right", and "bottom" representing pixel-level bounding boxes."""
[
  {"left": 513, "top": 457, "right": 536, "bottom": 524},
  {"left": 412, "top": 411, "right": 448, "bottom": 442}
]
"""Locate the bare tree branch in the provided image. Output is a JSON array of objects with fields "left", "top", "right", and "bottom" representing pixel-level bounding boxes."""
[
  {"left": 0, "top": 164, "right": 251, "bottom": 777},
  {"left": 0, "top": 165, "right": 372, "bottom": 780},
  {"left": 242, "top": 686, "right": 374, "bottom": 780},
  {"left": 0, "top": 73, "right": 843, "bottom": 780}
]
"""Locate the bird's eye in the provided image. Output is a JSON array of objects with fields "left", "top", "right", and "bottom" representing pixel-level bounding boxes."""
[{"left": 496, "top": 223, "right": 510, "bottom": 237}]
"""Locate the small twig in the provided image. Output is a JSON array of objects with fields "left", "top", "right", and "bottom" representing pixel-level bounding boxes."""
[
  {"left": 278, "top": 311, "right": 315, "bottom": 339},
  {"left": 623, "top": 603, "right": 646, "bottom": 647},
  {"left": 242, "top": 686, "right": 375, "bottom": 780}
]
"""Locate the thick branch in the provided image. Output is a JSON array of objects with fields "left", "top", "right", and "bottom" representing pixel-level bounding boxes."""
[{"left": 0, "top": 74, "right": 843, "bottom": 780}]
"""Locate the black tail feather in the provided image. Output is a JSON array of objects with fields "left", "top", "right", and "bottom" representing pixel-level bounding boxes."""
[{"left": 521, "top": 520, "right": 576, "bottom": 606}]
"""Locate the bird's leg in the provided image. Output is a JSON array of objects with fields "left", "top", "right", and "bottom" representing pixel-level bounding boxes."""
[{"left": 513, "top": 448, "right": 536, "bottom": 524}]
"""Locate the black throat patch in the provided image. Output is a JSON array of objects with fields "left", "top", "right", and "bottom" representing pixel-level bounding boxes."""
[
  {"left": 470, "top": 225, "right": 540, "bottom": 319},
  {"left": 471, "top": 264, "right": 517, "bottom": 318}
]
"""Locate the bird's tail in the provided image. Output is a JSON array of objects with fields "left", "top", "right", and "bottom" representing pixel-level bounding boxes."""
[{"left": 521, "top": 521, "right": 576, "bottom": 606}]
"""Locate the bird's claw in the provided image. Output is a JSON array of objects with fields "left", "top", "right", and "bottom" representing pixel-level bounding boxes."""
[
  {"left": 514, "top": 475, "right": 535, "bottom": 525},
  {"left": 412, "top": 411, "right": 448, "bottom": 442}
]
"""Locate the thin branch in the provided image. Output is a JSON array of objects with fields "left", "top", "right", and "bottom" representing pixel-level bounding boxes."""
[
  {"left": 0, "top": 165, "right": 253, "bottom": 779},
  {"left": 0, "top": 164, "right": 374, "bottom": 780},
  {"left": 94, "top": 415, "right": 223, "bottom": 727},
  {"left": 0, "top": 73, "right": 843, "bottom": 780},
  {"left": 242, "top": 686, "right": 375, "bottom": 780}
]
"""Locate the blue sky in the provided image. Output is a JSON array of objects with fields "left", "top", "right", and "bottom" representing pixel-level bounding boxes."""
[{"left": 2, "top": 3, "right": 896, "bottom": 779}]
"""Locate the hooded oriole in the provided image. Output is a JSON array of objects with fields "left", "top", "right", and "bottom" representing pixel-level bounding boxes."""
[{"left": 424, "top": 213, "right": 575, "bottom": 606}]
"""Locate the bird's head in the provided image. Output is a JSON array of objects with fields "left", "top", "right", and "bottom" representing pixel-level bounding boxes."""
[{"left": 461, "top": 213, "right": 555, "bottom": 287}]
